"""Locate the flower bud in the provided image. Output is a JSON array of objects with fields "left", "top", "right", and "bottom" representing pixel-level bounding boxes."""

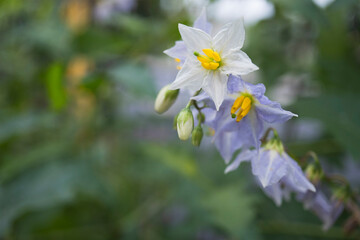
[
  {"left": 192, "top": 126, "right": 203, "bottom": 147},
  {"left": 154, "top": 85, "right": 179, "bottom": 114},
  {"left": 305, "top": 163, "right": 323, "bottom": 184},
  {"left": 176, "top": 108, "right": 194, "bottom": 140}
]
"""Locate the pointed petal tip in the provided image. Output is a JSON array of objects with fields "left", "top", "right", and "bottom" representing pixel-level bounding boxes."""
[
  {"left": 258, "top": 177, "right": 269, "bottom": 189},
  {"left": 309, "top": 184, "right": 316, "bottom": 192}
]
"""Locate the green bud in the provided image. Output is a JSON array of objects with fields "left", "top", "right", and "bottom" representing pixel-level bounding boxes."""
[
  {"left": 333, "top": 186, "right": 351, "bottom": 202},
  {"left": 176, "top": 108, "right": 194, "bottom": 140},
  {"left": 305, "top": 163, "right": 323, "bottom": 184},
  {"left": 192, "top": 126, "right": 203, "bottom": 147},
  {"left": 154, "top": 85, "right": 179, "bottom": 114}
]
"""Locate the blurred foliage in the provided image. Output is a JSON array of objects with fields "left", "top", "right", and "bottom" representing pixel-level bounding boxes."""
[{"left": 0, "top": 0, "right": 359, "bottom": 239}]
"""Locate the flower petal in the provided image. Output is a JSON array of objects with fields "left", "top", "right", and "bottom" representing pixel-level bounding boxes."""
[
  {"left": 252, "top": 149, "right": 288, "bottom": 188},
  {"left": 284, "top": 152, "right": 316, "bottom": 193},
  {"left": 221, "top": 50, "right": 259, "bottom": 76},
  {"left": 202, "top": 71, "right": 228, "bottom": 110},
  {"left": 169, "top": 58, "right": 206, "bottom": 90},
  {"left": 214, "top": 131, "right": 240, "bottom": 164},
  {"left": 163, "top": 41, "right": 187, "bottom": 62},
  {"left": 262, "top": 182, "right": 284, "bottom": 206},
  {"left": 178, "top": 24, "right": 212, "bottom": 54},
  {"left": 247, "top": 110, "right": 264, "bottom": 149},
  {"left": 213, "top": 19, "right": 245, "bottom": 54},
  {"left": 225, "top": 149, "right": 255, "bottom": 173},
  {"left": 193, "top": 8, "right": 212, "bottom": 34},
  {"left": 256, "top": 96, "right": 298, "bottom": 123},
  {"left": 227, "top": 75, "right": 265, "bottom": 98}
]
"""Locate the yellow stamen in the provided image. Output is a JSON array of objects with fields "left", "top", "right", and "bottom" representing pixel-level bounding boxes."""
[
  {"left": 231, "top": 95, "right": 244, "bottom": 114},
  {"left": 231, "top": 95, "right": 253, "bottom": 122},
  {"left": 194, "top": 49, "right": 222, "bottom": 70},
  {"left": 176, "top": 66, "right": 182, "bottom": 70},
  {"left": 175, "top": 58, "right": 181, "bottom": 63}
]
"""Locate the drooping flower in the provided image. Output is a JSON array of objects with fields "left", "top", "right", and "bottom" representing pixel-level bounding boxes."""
[
  {"left": 297, "top": 191, "right": 344, "bottom": 230},
  {"left": 193, "top": 75, "right": 297, "bottom": 163},
  {"left": 225, "top": 132, "right": 315, "bottom": 191},
  {"left": 167, "top": 16, "right": 258, "bottom": 110}
]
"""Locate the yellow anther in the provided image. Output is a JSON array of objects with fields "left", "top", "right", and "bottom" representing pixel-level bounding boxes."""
[
  {"left": 202, "top": 49, "right": 215, "bottom": 58},
  {"left": 242, "top": 97, "right": 251, "bottom": 110},
  {"left": 212, "top": 51, "right": 221, "bottom": 62},
  {"left": 201, "top": 62, "right": 211, "bottom": 69},
  {"left": 176, "top": 66, "right": 182, "bottom": 70},
  {"left": 175, "top": 58, "right": 181, "bottom": 63},
  {"left": 194, "top": 49, "right": 222, "bottom": 70},
  {"left": 231, "top": 95, "right": 244, "bottom": 114},
  {"left": 231, "top": 96, "right": 252, "bottom": 122},
  {"left": 209, "top": 62, "right": 219, "bottom": 70},
  {"left": 197, "top": 56, "right": 210, "bottom": 64}
]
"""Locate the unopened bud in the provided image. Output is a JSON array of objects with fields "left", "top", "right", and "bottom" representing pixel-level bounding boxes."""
[
  {"left": 192, "top": 126, "right": 203, "bottom": 147},
  {"left": 154, "top": 85, "right": 179, "bottom": 114},
  {"left": 176, "top": 108, "right": 194, "bottom": 140},
  {"left": 333, "top": 186, "right": 351, "bottom": 202},
  {"left": 305, "top": 164, "right": 323, "bottom": 184}
]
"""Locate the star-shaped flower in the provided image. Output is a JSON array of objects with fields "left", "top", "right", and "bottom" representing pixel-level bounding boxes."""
[
  {"left": 194, "top": 75, "right": 297, "bottom": 163},
  {"left": 167, "top": 17, "right": 258, "bottom": 110}
]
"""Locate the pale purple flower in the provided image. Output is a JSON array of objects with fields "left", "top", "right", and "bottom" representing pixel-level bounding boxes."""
[
  {"left": 194, "top": 75, "right": 297, "bottom": 163},
  {"left": 297, "top": 191, "right": 344, "bottom": 230},
  {"left": 225, "top": 147, "right": 315, "bottom": 191},
  {"left": 252, "top": 148, "right": 316, "bottom": 190}
]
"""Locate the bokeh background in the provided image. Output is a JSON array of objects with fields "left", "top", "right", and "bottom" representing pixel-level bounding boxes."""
[{"left": 1, "top": 0, "right": 360, "bottom": 239}]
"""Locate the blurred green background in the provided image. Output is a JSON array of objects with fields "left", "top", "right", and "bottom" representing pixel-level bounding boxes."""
[{"left": 0, "top": 0, "right": 360, "bottom": 239}]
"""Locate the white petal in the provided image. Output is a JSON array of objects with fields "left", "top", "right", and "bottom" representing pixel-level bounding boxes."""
[
  {"left": 169, "top": 58, "right": 206, "bottom": 91},
  {"left": 213, "top": 19, "right": 245, "bottom": 55},
  {"left": 202, "top": 71, "right": 228, "bottom": 110},
  {"left": 221, "top": 50, "right": 259, "bottom": 76},
  {"left": 163, "top": 41, "right": 187, "bottom": 61},
  {"left": 178, "top": 24, "right": 212, "bottom": 53}
]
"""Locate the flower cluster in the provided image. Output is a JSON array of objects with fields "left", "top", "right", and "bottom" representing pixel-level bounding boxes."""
[{"left": 155, "top": 9, "right": 346, "bottom": 230}]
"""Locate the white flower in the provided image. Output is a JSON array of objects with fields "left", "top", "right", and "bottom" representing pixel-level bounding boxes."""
[{"left": 168, "top": 19, "right": 259, "bottom": 110}]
